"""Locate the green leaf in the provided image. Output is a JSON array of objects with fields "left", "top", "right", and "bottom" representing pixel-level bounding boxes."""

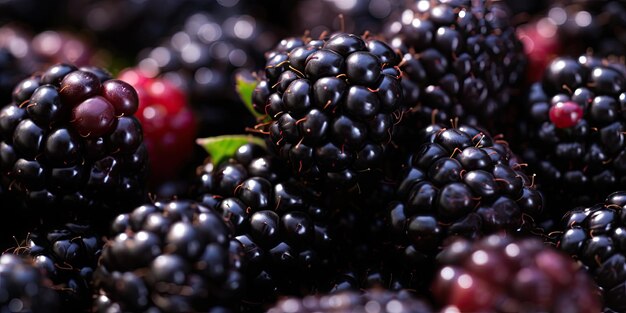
[
  {"left": 235, "top": 72, "right": 264, "bottom": 119},
  {"left": 196, "top": 135, "right": 266, "bottom": 166}
]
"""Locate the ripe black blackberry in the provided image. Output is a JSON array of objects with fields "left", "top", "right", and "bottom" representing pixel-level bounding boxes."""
[
  {"left": 251, "top": 32, "right": 404, "bottom": 190},
  {"left": 195, "top": 142, "right": 338, "bottom": 303},
  {"left": 10, "top": 223, "right": 102, "bottom": 312},
  {"left": 519, "top": 55, "right": 626, "bottom": 212},
  {"left": 387, "top": 124, "right": 543, "bottom": 269},
  {"left": 385, "top": 0, "right": 526, "bottom": 135},
  {"left": 0, "top": 63, "right": 148, "bottom": 224},
  {"left": 0, "top": 254, "right": 60, "bottom": 312},
  {"left": 557, "top": 191, "right": 626, "bottom": 312},
  {"left": 94, "top": 199, "right": 243, "bottom": 312},
  {"left": 137, "top": 11, "right": 275, "bottom": 137},
  {"left": 434, "top": 233, "right": 601, "bottom": 312},
  {"left": 267, "top": 289, "right": 433, "bottom": 313}
]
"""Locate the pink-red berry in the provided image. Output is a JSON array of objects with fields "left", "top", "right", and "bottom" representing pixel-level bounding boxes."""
[
  {"left": 549, "top": 101, "right": 583, "bottom": 128},
  {"left": 118, "top": 68, "right": 197, "bottom": 182}
]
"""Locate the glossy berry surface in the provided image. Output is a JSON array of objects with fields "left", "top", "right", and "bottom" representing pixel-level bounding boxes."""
[
  {"left": 385, "top": 0, "right": 526, "bottom": 135},
  {"left": 0, "top": 254, "right": 59, "bottom": 313},
  {"left": 387, "top": 125, "right": 543, "bottom": 267},
  {"left": 119, "top": 68, "right": 196, "bottom": 183},
  {"left": 10, "top": 223, "right": 102, "bottom": 312},
  {"left": 434, "top": 234, "right": 601, "bottom": 312},
  {"left": 558, "top": 191, "right": 626, "bottom": 312},
  {"left": 549, "top": 101, "right": 583, "bottom": 129},
  {"left": 267, "top": 289, "right": 433, "bottom": 313},
  {"left": 252, "top": 33, "right": 403, "bottom": 190},
  {"left": 0, "top": 63, "right": 148, "bottom": 224},
  {"left": 195, "top": 142, "right": 342, "bottom": 304},
  {"left": 95, "top": 200, "right": 243, "bottom": 312},
  {"left": 519, "top": 55, "right": 626, "bottom": 211}
]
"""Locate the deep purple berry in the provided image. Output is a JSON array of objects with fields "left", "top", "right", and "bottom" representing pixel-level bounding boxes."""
[
  {"left": 434, "top": 234, "right": 601, "bottom": 312},
  {"left": 0, "top": 64, "right": 148, "bottom": 225}
]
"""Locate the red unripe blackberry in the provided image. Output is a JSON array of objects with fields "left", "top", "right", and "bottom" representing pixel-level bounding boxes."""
[
  {"left": 516, "top": 18, "right": 561, "bottom": 82},
  {"left": 548, "top": 101, "right": 583, "bottom": 129},
  {"left": 119, "top": 68, "right": 197, "bottom": 182},
  {"left": 434, "top": 234, "right": 601, "bottom": 312},
  {"left": 0, "top": 63, "right": 148, "bottom": 225}
]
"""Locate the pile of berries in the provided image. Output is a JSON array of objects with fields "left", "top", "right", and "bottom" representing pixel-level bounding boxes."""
[{"left": 1, "top": 1, "right": 626, "bottom": 312}]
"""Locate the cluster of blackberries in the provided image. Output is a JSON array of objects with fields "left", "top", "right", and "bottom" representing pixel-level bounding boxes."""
[{"left": 1, "top": 0, "right": 626, "bottom": 312}]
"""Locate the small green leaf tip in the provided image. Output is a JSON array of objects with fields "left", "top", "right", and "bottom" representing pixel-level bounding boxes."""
[
  {"left": 235, "top": 72, "right": 264, "bottom": 119},
  {"left": 196, "top": 135, "right": 266, "bottom": 166}
]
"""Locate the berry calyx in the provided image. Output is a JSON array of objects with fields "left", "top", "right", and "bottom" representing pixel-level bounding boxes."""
[{"left": 549, "top": 101, "right": 584, "bottom": 129}]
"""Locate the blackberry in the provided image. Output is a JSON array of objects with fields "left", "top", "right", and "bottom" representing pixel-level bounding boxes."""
[
  {"left": 557, "top": 191, "right": 626, "bottom": 312},
  {"left": 519, "top": 55, "right": 626, "bottom": 212},
  {"left": 10, "top": 223, "right": 102, "bottom": 312},
  {"left": 94, "top": 199, "right": 243, "bottom": 312},
  {"left": 0, "top": 63, "right": 148, "bottom": 224},
  {"left": 137, "top": 11, "right": 274, "bottom": 137},
  {"left": 195, "top": 142, "right": 338, "bottom": 303},
  {"left": 251, "top": 33, "right": 404, "bottom": 190},
  {"left": 434, "top": 233, "right": 601, "bottom": 312},
  {"left": 385, "top": 0, "right": 526, "bottom": 135},
  {"left": 267, "top": 289, "right": 433, "bottom": 313},
  {"left": 386, "top": 124, "right": 542, "bottom": 268},
  {"left": 0, "top": 254, "right": 59, "bottom": 312}
]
